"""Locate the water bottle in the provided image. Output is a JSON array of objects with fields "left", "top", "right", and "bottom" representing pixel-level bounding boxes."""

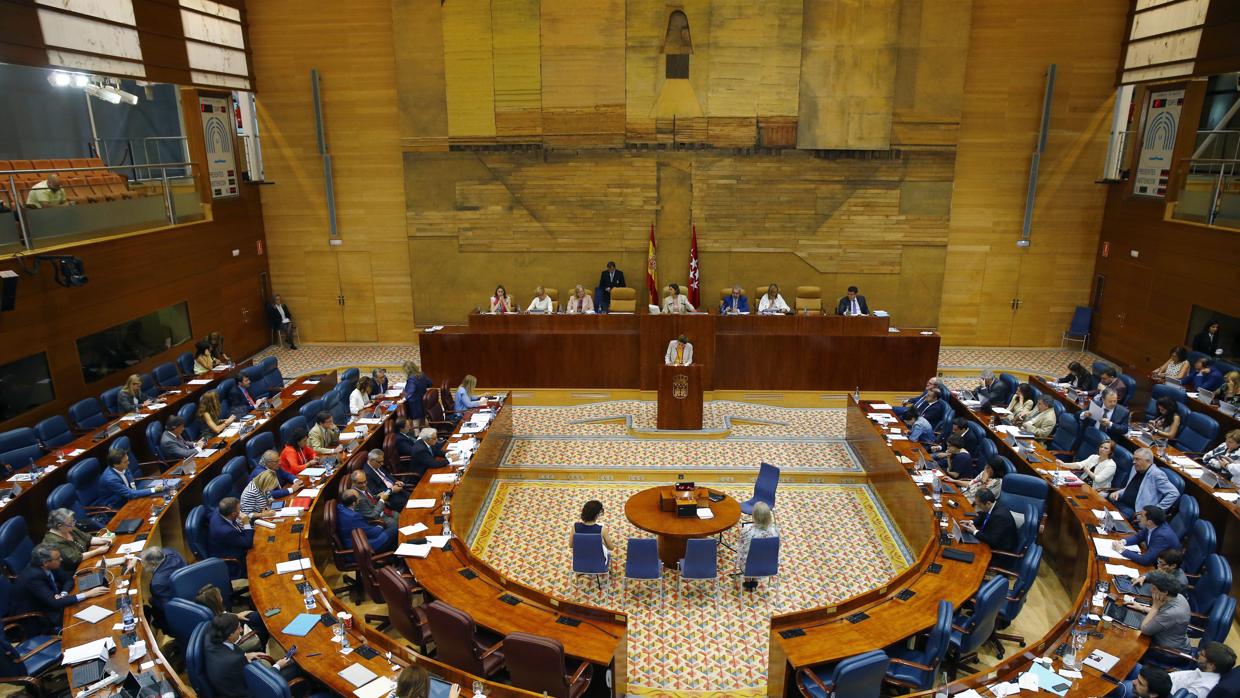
[
  {"left": 339, "top": 627, "right": 350, "bottom": 651},
  {"left": 853, "top": 386, "right": 861, "bottom": 402},
  {"left": 931, "top": 472, "right": 942, "bottom": 505},
  {"left": 121, "top": 596, "right": 135, "bottom": 630},
  {"left": 303, "top": 586, "right": 316, "bottom": 610},
  {"left": 1066, "top": 606, "right": 1089, "bottom": 668}
]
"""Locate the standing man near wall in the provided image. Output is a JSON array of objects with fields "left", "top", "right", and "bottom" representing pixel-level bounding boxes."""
[{"left": 596, "top": 261, "right": 626, "bottom": 314}]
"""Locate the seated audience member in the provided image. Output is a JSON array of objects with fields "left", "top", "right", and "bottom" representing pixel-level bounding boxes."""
[
  {"left": 24, "top": 175, "right": 69, "bottom": 208},
  {"left": 394, "top": 664, "right": 434, "bottom": 698},
  {"left": 161, "top": 415, "right": 201, "bottom": 460},
  {"left": 308, "top": 410, "right": 342, "bottom": 456},
  {"left": 1093, "top": 366, "right": 1129, "bottom": 404},
  {"left": 40, "top": 509, "right": 109, "bottom": 574},
  {"left": 1133, "top": 548, "right": 1188, "bottom": 594},
  {"left": 1021, "top": 395, "right": 1057, "bottom": 438},
  {"left": 1108, "top": 448, "right": 1178, "bottom": 521},
  {"left": 337, "top": 490, "right": 398, "bottom": 554},
  {"left": 207, "top": 332, "right": 231, "bottom": 364},
  {"left": 239, "top": 470, "right": 281, "bottom": 518},
  {"left": 489, "top": 285, "right": 514, "bottom": 313},
  {"left": 204, "top": 614, "right": 296, "bottom": 698},
  {"left": 99, "top": 449, "right": 165, "bottom": 509},
  {"left": 268, "top": 294, "right": 297, "bottom": 350},
  {"left": 402, "top": 361, "right": 433, "bottom": 426},
  {"left": 897, "top": 377, "right": 948, "bottom": 419},
  {"left": 349, "top": 469, "right": 397, "bottom": 528},
  {"left": 12, "top": 544, "right": 108, "bottom": 628},
  {"left": 527, "top": 286, "right": 553, "bottom": 314},
  {"left": 142, "top": 546, "right": 188, "bottom": 630},
  {"left": 193, "top": 340, "right": 216, "bottom": 375},
  {"left": 195, "top": 584, "right": 268, "bottom": 652},
  {"left": 1152, "top": 346, "right": 1191, "bottom": 383},
  {"left": 566, "top": 284, "right": 594, "bottom": 314},
  {"left": 1060, "top": 361, "right": 1096, "bottom": 391},
  {"left": 198, "top": 391, "right": 236, "bottom": 437},
  {"left": 350, "top": 375, "right": 374, "bottom": 415},
  {"left": 1209, "top": 664, "right": 1240, "bottom": 698},
  {"left": 408, "top": 427, "right": 448, "bottom": 481},
  {"left": 949, "top": 457, "right": 1004, "bottom": 504},
  {"left": 1192, "top": 321, "right": 1223, "bottom": 357},
  {"left": 720, "top": 286, "right": 749, "bottom": 315},
  {"left": 932, "top": 417, "right": 974, "bottom": 460},
  {"left": 1114, "top": 665, "right": 1174, "bottom": 698},
  {"left": 207, "top": 497, "right": 255, "bottom": 578},
  {"left": 229, "top": 374, "right": 260, "bottom": 416},
  {"left": 1085, "top": 389, "right": 1130, "bottom": 439},
  {"left": 1157, "top": 642, "right": 1236, "bottom": 698},
  {"left": 573, "top": 499, "right": 619, "bottom": 562},
  {"left": 1113, "top": 505, "right": 1178, "bottom": 566},
  {"left": 1147, "top": 397, "right": 1182, "bottom": 441},
  {"left": 662, "top": 283, "right": 694, "bottom": 314},
  {"left": 455, "top": 374, "right": 486, "bottom": 412},
  {"left": 596, "top": 261, "right": 625, "bottom": 313},
  {"left": 1220, "top": 370, "right": 1240, "bottom": 405},
  {"left": 920, "top": 387, "right": 947, "bottom": 429},
  {"left": 1004, "top": 384, "right": 1036, "bottom": 424},
  {"left": 940, "top": 435, "right": 976, "bottom": 479},
  {"left": 974, "top": 369, "right": 1008, "bottom": 407},
  {"left": 1204, "top": 429, "right": 1240, "bottom": 478},
  {"left": 1125, "top": 571, "right": 1191, "bottom": 652},
  {"left": 279, "top": 429, "right": 317, "bottom": 476},
  {"left": 370, "top": 368, "right": 390, "bottom": 396},
  {"left": 836, "top": 286, "right": 869, "bottom": 316},
  {"left": 118, "top": 373, "right": 146, "bottom": 413},
  {"left": 901, "top": 406, "right": 936, "bottom": 445},
  {"left": 757, "top": 283, "right": 791, "bottom": 314},
  {"left": 959, "top": 489, "right": 1018, "bottom": 555},
  {"left": 737, "top": 502, "right": 779, "bottom": 591},
  {"left": 664, "top": 334, "right": 694, "bottom": 366},
  {"left": 253, "top": 449, "right": 298, "bottom": 496},
  {"left": 1184, "top": 357, "right": 1225, "bottom": 393},
  {"left": 1059, "top": 439, "right": 1117, "bottom": 488},
  {"left": 363, "top": 448, "right": 409, "bottom": 511}
]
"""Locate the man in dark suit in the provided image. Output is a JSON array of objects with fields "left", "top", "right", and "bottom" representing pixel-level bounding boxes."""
[
  {"left": 207, "top": 498, "right": 254, "bottom": 579},
  {"left": 348, "top": 469, "right": 397, "bottom": 527},
  {"left": 98, "top": 450, "right": 165, "bottom": 510},
  {"left": 1084, "top": 389, "right": 1131, "bottom": 439},
  {"left": 228, "top": 375, "right": 260, "bottom": 417},
  {"left": 141, "top": 546, "right": 188, "bottom": 631},
  {"left": 267, "top": 294, "right": 297, "bottom": 350},
  {"left": 974, "top": 370, "right": 1009, "bottom": 408},
  {"left": 595, "top": 261, "right": 626, "bottom": 314},
  {"left": 1117, "top": 506, "right": 1180, "bottom": 567},
  {"left": 1092, "top": 367, "right": 1128, "bottom": 405},
  {"left": 719, "top": 286, "right": 750, "bottom": 315},
  {"left": 13, "top": 544, "right": 109, "bottom": 629},
  {"left": 336, "top": 491, "right": 398, "bottom": 557},
  {"left": 921, "top": 388, "right": 947, "bottom": 431},
  {"left": 205, "top": 614, "right": 295, "bottom": 698},
  {"left": 836, "top": 286, "right": 869, "bottom": 316},
  {"left": 407, "top": 427, "right": 449, "bottom": 483},
  {"left": 160, "top": 415, "right": 199, "bottom": 461},
  {"left": 960, "top": 489, "right": 1019, "bottom": 554},
  {"left": 363, "top": 449, "right": 409, "bottom": 511}
]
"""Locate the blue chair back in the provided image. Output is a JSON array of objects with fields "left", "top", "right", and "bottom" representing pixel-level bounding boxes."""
[
  {"left": 824, "top": 650, "right": 889, "bottom": 698},
  {"left": 216, "top": 378, "right": 237, "bottom": 415},
  {"left": 340, "top": 367, "right": 360, "bottom": 384},
  {"left": 176, "top": 352, "right": 195, "bottom": 378},
  {"left": 1050, "top": 400, "right": 1065, "bottom": 420},
  {"left": 0, "top": 428, "right": 44, "bottom": 470},
  {"left": 171, "top": 558, "right": 235, "bottom": 608},
  {"left": 571, "top": 534, "right": 607, "bottom": 575},
  {"left": 1000, "top": 543, "right": 1042, "bottom": 624},
  {"left": 245, "top": 431, "right": 275, "bottom": 470},
  {"left": 998, "top": 474, "right": 1048, "bottom": 524},
  {"left": 34, "top": 416, "right": 74, "bottom": 449},
  {"left": 624, "top": 538, "right": 661, "bottom": 581},
  {"left": 1074, "top": 426, "right": 1108, "bottom": 460},
  {"left": 936, "top": 404, "right": 955, "bottom": 438},
  {"left": 153, "top": 362, "right": 181, "bottom": 388},
  {"left": 261, "top": 356, "right": 283, "bottom": 390},
  {"left": 164, "top": 598, "right": 213, "bottom": 643},
  {"left": 1201, "top": 594, "right": 1236, "bottom": 645},
  {"left": 742, "top": 535, "right": 780, "bottom": 579},
  {"left": 109, "top": 436, "right": 144, "bottom": 481},
  {"left": 330, "top": 385, "right": 352, "bottom": 427},
  {"left": 1175, "top": 412, "right": 1219, "bottom": 453},
  {"left": 885, "top": 600, "right": 952, "bottom": 691},
  {"left": 139, "top": 373, "right": 159, "bottom": 400},
  {"left": 1161, "top": 466, "right": 1185, "bottom": 496},
  {"left": 998, "top": 373, "right": 1020, "bottom": 400},
  {"left": 1047, "top": 413, "right": 1080, "bottom": 453},
  {"left": 1118, "top": 374, "right": 1136, "bottom": 406},
  {"left": 976, "top": 437, "right": 998, "bottom": 465},
  {"left": 1187, "top": 555, "right": 1232, "bottom": 615},
  {"left": 146, "top": 420, "right": 165, "bottom": 461},
  {"left": 241, "top": 366, "right": 268, "bottom": 398},
  {"left": 184, "top": 506, "right": 210, "bottom": 561},
  {"left": 68, "top": 457, "right": 104, "bottom": 505},
  {"left": 1111, "top": 443, "right": 1134, "bottom": 489},
  {"left": 993, "top": 456, "right": 1016, "bottom": 478},
  {"left": 1170, "top": 495, "right": 1199, "bottom": 541},
  {"left": 1184, "top": 519, "right": 1217, "bottom": 575},
  {"left": 681, "top": 538, "right": 717, "bottom": 580},
  {"left": 203, "top": 475, "right": 233, "bottom": 513},
  {"left": 100, "top": 387, "right": 122, "bottom": 415},
  {"left": 954, "top": 575, "right": 1009, "bottom": 656},
  {"left": 47, "top": 483, "right": 79, "bottom": 514},
  {"left": 223, "top": 456, "right": 249, "bottom": 489},
  {"left": 1066, "top": 306, "right": 1091, "bottom": 338},
  {"left": 1217, "top": 360, "right": 1240, "bottom": 377},
  {"left": 178, "top": 403, "right": 200, "bottom": 441},
  {"left": 1091, "top": 361, "right": 1112, "bottom": 377},
  {"left": 299, "top": 398, "right": 325, "bottom": 422},
  {"left": 243, "top": 662, "right": 293, "bottom": 698},
  {"left": 742, "top": 462, "right": 781, "bottom": 515},
  {"left": 185, "top": 618, "right": 214, "bottom": 698},
  {"left": 69, "top": 398, "right": 107, "bottom": 430},
  {"left": 1149, "top": 383, "right": 1187, "bottom": 413},
  {"left": 0, "top": 517, "right": 33, "bottom": 576},
  {"left": 279, "top": 416, "right": 308, "bottom": 449}
]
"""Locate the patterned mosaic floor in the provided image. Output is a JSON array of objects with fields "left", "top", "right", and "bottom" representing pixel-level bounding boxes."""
[
  {"left": 511, "top": 400, "right": 847, "bottom": 437},
  {"left": 470, "top": 480, "right": 910, "bottom": 694}
]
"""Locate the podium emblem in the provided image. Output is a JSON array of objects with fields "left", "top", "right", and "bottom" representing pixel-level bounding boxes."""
[{"left": 672, "top": 373, "right": 689, "bottom": 399}]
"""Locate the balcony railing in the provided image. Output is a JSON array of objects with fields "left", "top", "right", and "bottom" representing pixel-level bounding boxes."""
[{"left": 1170, "top": 158, "right": 1240, "bottom": 230}]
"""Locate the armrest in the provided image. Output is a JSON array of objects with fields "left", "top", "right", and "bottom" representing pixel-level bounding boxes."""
[
  {"left": 479, "top": 640, "right": 503, "bottom": 660},
  {"left": 1048, "top": 450, "right": 1073, "bottom": 457},
  {"left": 15, "top": 637, "right": 59, "bottom": 663},
  {"left": 887, "top": 657, "right": 934, "bottom": 671},
  {"left": 372, "top": 551, "right": 394, "bottom": 565},
  {"left": 951, "top": 623, "right": 971, "bottom": 634},
  {"left": 569, "top": 660, "right": 590, "bottom": 684},
  {"left": 1145, "top": 645, "right": 1196, "bottom": 663},
  {"left": 986, "top": 566, "right": 1018, "bottom": 579},
  {"left": 988, "top": 550, "right": 1023, "bottom": 560},
  {"left": 795, "top": 668, "right": 831, "bottom": 694}
]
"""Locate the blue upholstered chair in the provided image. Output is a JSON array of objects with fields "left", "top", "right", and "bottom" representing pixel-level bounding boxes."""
[
  {"left": 178, "top": 403, "right": 200, "bottom": 441},
  {"left": 184, "top": 619, "right": 214, "bottom": 698},
  {"left": 153, "top": 362, "right": 181, "bottom": 388},
  {"left": 145, "top": 420, "right": 167, "bottom": 462},
  {"left": 1061, "top": 306, "right": 1091, "bottom": 349},
  {"left": 243, "top": 662, "right": 331, "bottom": 698},
  {"left": 1183, "top": 519, "right": 1216, "bottom": 577},
  {"left": 1174, "top": 412, "right": 1219, "bottom": 454},
  {"left": 678, "top": 538, "right": 719, "bottom": 610},
  {"left": 34, "top": 416, "right": 74, "bottom": 449},
  {"left": 340, "top": 367, "right": 360, "bottom": 384},
  {"left": 184, "top": 506, "right": 210, "bottom": 562},
  {"left": 1046, "top": 412, "right": 1081, "bottom": 454},
  {"left": 99, "top": 386, "right": 122, "bottom": 415},
  {"left": 742, "top": 462, "right": 780, "bottom": 515},
  {"left": 885, "top": 600, "right": 953, "bottom": 692},
  {"left": 994, "top": 543, "right": 1043, "bottom": 649},
  {"left": 171, "top": 558, "right": 236, "bottom": 608},
  {"left": 740, "top": 535, "right": 781, "bottom": 604},
  {"left": 797, "top": 649, "right": 889, "bottom": 698},
  {"left": 279, "top": 416, "right": 307, "bottom": 449},
  {"left": 1111, "top": 443, "right": 1134, "bottom": 490},
  {"left": 1118, "top": 374, "right": 1136, "bottom": 406},
  {"left": 1073, "top": 426, "right": 1108, "bottom": 461},
  {"left": 300, "top": 398, "right": 325, "bottom": 422},
  {"left": 998, "top": 474, "right": 1048, "bottom": 525},
  {"left": 1185, "top": 555, "right": 1231, "bottom": 617},
  {"left": 949, "top": 575, "right": 1009, "bottom": 666},
  {"left": 0, "top": 633, "right": 64, "bottom": 696},
  {"left": 0, "top": 428, "right": 44, "bottom": 470},
  {"left": 176, "top": 352, "right": 195, "bottom": 379},
  {"left": 139, "top": 373, "right": 160, "bottom": 400},
  {"left": 571, "top": 533, "right": 608, "bottom": 591},
  {"left": 202, "top": 475, "right": 234, "bottom": 513},
  {"left": 163, "top": 598, "right": 213, "bottom": 647},
  {"left": 1169, "top": 495, "right": 1199, "bottom": 542},
  {"left": 68, "top": 398, "right": 107, "bottom": 430},
  {"left": 623, "top": 538, "right": 663, "bottom": 604},
  {"left": 246, "top": 431, "right": 276, "bottom": 472},
  {"left": 0, "top": 517, "right": 34, "bottom": 576}
]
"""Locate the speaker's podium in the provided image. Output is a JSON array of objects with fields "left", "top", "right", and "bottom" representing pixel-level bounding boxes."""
[{"left": 657, "top": 363, "right": 703, "bottom": 430}]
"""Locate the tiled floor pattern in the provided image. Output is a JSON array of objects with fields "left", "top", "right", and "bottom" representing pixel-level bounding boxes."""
[
  {"left": 470, "top": 480, "right": 911, "bottom": 694},
  {"left": 511, "top": 400, "right": 846, "bottom": 437},
  {"left": 502, "top": 436, "right": 859, "bottom": 471}
]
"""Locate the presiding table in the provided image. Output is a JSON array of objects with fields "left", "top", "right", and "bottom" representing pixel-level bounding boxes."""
[{"left": 624, "top": 485, "right": 741, "bottom": 568}]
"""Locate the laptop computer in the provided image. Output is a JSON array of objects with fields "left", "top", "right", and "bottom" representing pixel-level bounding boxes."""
[
  {"left": 1165, "top": 377, "right": 1182, "bottom": 387},
  {"left": 1112, "top": 575, "right": 1140, "bottom": 595},
  {"left": 1103, "top": 600, "right": 1147, "bottom": 629},
  {"left": 1197, "top": 388, "right": 1215, "bottom": 404},
  {"left": 1221, "top": 401, "right": 1238, "bottom": 417},
  {"left": 69, "top": 659, "right": 107, "bottom": 688},
  {"left": 113, "top": 518, "right": 142, "bottom": 535},
  {"left": 1200, "top": 468, "right": 1236, "bottom": 490},
  {"left": 951, "top": 518, "right": 979, "bottom": 545},
  {"left": 77, "top": 570, "right": 107, "bottom": 592},
  {"left": 167, "top": 457, "right": 198, "bottom": 477}
]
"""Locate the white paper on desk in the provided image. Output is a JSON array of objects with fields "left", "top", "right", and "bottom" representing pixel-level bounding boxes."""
[
  {"left": 460, "top": 423, "right": 486, "bottom": 434},
  {"left": 696, "top": 508, "right": 714, "bottom": 519},
  {"left": 292, "top": 389, "right": 308, "bottom": 396},
  {"left": 1083, "top": 649, "right": 1120, "bottom": 673},
  {"left": 1105, "top": 563, "right": 1140, "bottom": 577},
  {"left": 1059, "top": 668, "right": 1084, "bottom": 679},
  {"left": 897, "top": 455, "right": 913, "bottom": 464},
  {"left": 356, "top": 418, "right": 382, "bottom": 426},
  {"left": 9, "top": 473, "right": 36, "bottom": 482},
  {"left": 127, "top": 640, "right": 147, "bottom": 663},
  {"left": 297, "top": 488, "right": 321, "bottom": 497},
  {"left": 252, "top": 518, "right": 276, "bottom": 530},
  {"left": 73, "top": 605, "right": 114, "bottom": 624},
  {"left": 384, "top": 389, "right": 402, "bottom": 398},
  {"left": 399, "top": 523, "right": 428, "bottom": 536},
  {"left": 395, "top": 543, "right": 432, "bottom": 558},
  {"left": 868, "top": 403, "right": 893, "bottom": 410},
  {"left": 301, "top": 468, "right": 326, "bottom": 478},
  {"left": 275, "top": 559, "right": 312, "bottom": 574},
  {"left": 275, "top": 507, "right": 303, "bottom": 517},
  {"left": 1092, "top": 538, "right": 1137, "bottom": 559},
  {"left": 354, "top": 677, "right": 397, "bottom": 698},
  {"left": 406, "top": 498, "right": 436, "bottom": 509},
  {"left": 338, "top": 663, "right": 379, "bottom": 688},
  {"left": 1018, "top": 672, "right": 1040, "bottom": 691},
  {"left": 428, "top": 473, "right": 456, "bottom": 484},
  {"left": 119, "top": 415, "right": 143, "bottom": 422},
  {"left": 67, "top": 448, "right": 85, "bottom": 457},
  {"left": 888, "top": 434, "right": 908, "bottom": 441},
  {"left": 988, "top": 681, "right": 1020, "bottom": 697},
  {"left": 115, "top": 541, "right": 145, "bottom": 555},
  {"left": 991, "top": 406, "right": 1012, "bottom": 415},
  {"left": 1216, "top": 492, "right": 1240, "bottom": 503},
  {"left": 339, "top": 432, "right": 360, "bottom": 442},
  {"left": 62, "top": 638, "right": 114, "bottom": 665},
  {"left": 146, "top": 402, "right": 167, "bottom": 410},
  {"left": 954, "top": 690, "right": 982, "bottom": 698},
  {"left": 426, "top": 535, "right": 451, "bottom": 549},
  {"left": 196, "top": 448, "right": 219, "bottom": 457},
  {"left": 1092, "top": 509, "right": 1125, "bottom": 523},
  {"left": 960, "top": 399, "right": 982, "bottom": 409},
  {"left": 188, "top": 378, "right": 212, "bottom": 385},
  {"left": 220, "top": 425, "right": 241, "bottom": 438},
  {"left": 1170, "top": 456, "right": 1199, "bottom": 468}
]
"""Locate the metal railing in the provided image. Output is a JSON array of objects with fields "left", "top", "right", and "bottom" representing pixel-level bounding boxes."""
[{"left": 1170, "top": 157, "right": 1240, "bottom": 230}]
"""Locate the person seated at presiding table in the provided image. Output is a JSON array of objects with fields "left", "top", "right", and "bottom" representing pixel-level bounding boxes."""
[
  {"left": 1058, "top": 438, "right": 1118, "bottom": 488},
  {"left": 349, "top": 469, "right": 398, "bottom": 528},
  {"left": 337, "top": 489, "right": 398, "bottom": 554},
  {"left": 350, "top": 375, "right": 374, "bottom": 415},
  {"left": 1092, "top": 366, "right": 1129, "bottom": 405},
  {"left": 596, "top": 261, "right": 626, "bottom": 313},
  {"left": 1059, "top": 361, "right": 1097, "bottom": 391},
  {"left": 1084, "top": 389, "right": 1130, "bottom": 440},
  {"left": 363, "top": 448, "right": 409, "bottom": 511},
  {"left": 1113, "top": 505, "right": 1179, "bottom": 566},
  {"left": 229, "top": 374, "right": 261, "bottom": 417},
  {"left": 207, "top": 497, "right": 256, "bottom": 579},
  {"left": 1002, "top": 384, "right": 1036, "bottom": 424},
  {"left": 757, "top": 283, "right": 791, "bottom": 314},
  {"left": 900, "top": 406, "right": 936, "bottom": 445},
  {"left": 836, "top": 285, "right": 869, "bottom": 316},
  {"left": 98, "top": 449, "right": 165, "bottom": 509},
  {"left": 118, "top": 373, "right": 147, "bottom": 413},
  {"left": 565, "top": 284, "right": 594, "bottom": 314},
  {"left": 573, "top": 499, "right": 620, "bottom": 563},
  {"left": 141, "top": 546, "right": 188, "bottom": 631},
  {"left": 662, "top": 283, "right": 694, "bottom": 314},
  {"left": 959, "top": 489, "right": 1019, "bottom": 555},
  {"left": 455, "top": 375, "right": 487, "bottom": 412},
  {"left": 307, "top": 411, "right": 342, "bottom": 457},
  {"left": 1204, "top": 429, "right": 1240, "bottom": 479},
  {"left": 664, "top": 334, "right": 694, "bottom": 366},
  {"left": 527, "top": 286, "right": 554, "bottom": 314},
  {"left": 1021, "top": 395, "right": 1058, "bottom": 438},
  {"left": 938, "top": 435, "right": 977, "bottom": 479},
  {"left": 40, "top": 509, "right": 109, "bottom": 574},
  {"left": 1123, "top": 571, "right": 1192, "bottom": 654},
  {"left": 279, "top": 428, "right": 318, "bottom": 477},
  {"left": 197, "top": 391, "right": 237, "bottom": 437},
  {"left": 738, "top": 502, "right": 779, "bottom": 591},
  {"left": 204, "top": 613, "right": 297, "bottom": 698},
  {"left": 161, "top": 415, "right": 202, "bottom": 460},
  {"left": 1152, "top": 346, "right": 1191, "bottom": 383},
  {"left": 407, "top": 426, "right": 448, "bottom": 482},
  {"left": 24, "top": 175, "right": 71, "bottom": 208},
  {"left": 973, "top": 369, "right": 1009, "bottom": 408},
  {"left": 1108, "top": 448, "right": 1178, "bottom": 522},
  {"left": 947, "top": 456, "right": 1004, "bottom": 504},
  {"left": 402, "top": 361, "right": 433, "bottom": 427},
  {"left": 239, "top": 470, "right": 282, "bottom": 518},
  {"left": 1146, "top": 397, "right": 1182, "bottom": 441},
  {"left": 720, "top": 286, "right": 749, "bottom": 315},
  {"left": 12, "top": 544, "right": 109, "bottom": 630},
  {"left": 195, "top": 584, "right": 269, "bottom": 653},
  {"left": 1184, "top": 357, "right": 1225, "bottom": 393},
  {"left": 489, "top": 284, "right": 515, "bottom": 314},
  {"left": 1133, "top": 548, "right": 1189, "bottom": 595}
]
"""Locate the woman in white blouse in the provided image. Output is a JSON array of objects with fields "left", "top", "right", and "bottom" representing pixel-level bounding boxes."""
[
  {"left": 1151, "top": 346, "right": 1190, "bottom": 382},
  {"left": 757, "top": 283, "right": 791, "bottom": 314},
  {"left": 661, "top": 284, "right": 694, "bottom": 314},
  {"left": 489, "top": 285, "right": 514, "bottom": 313},
  {"left": 349, "top": 376, "right": 373, "bottom": 415},
  {"left": 1059, "top": 439, "right": 1117, "bottom": 489},
  {"left": 565, "top": 285, "right": 594, "bottom": 314},
  {"left": 1204, "top": 429, "right": 1240, "bottom": 478},
  {"left": 526, "top": 286, "right": 553, "bottom": 313}
]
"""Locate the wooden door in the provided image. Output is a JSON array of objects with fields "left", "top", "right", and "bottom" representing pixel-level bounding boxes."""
[
  {"left": 337, "top": 252, "right": 378, "bottom": 342},
  {"left": 303, "top": 250, "right": 346, "bottom": 342}
]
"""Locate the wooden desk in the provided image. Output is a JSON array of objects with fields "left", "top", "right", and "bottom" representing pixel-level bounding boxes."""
[
  {"left": 623, "top": 486, "right": 740, "bottom": 568},
  {"left": 656, "top": 363, "right": 703, "bottom": 430}
]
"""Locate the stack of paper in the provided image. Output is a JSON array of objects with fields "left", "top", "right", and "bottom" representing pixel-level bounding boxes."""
[
  {"left": 426, "top": 535, "right": 451, "bottom": 548},
  {"left": 1092, "top": 538, "right": 1137, "bottom": 559},
  {"left": 395, "top": 542, "right": 432, "bottom": 558},
  {"left": 1105, "top": 563, "right": 1139, "bottom": 577},
  {"left": 399, "top": 523, "right": 428, "bottom": 536},
  {"left": 62, "top": 638, "right": 115, "bottom": 665},
  {"left": 301, "top": 467, "right": 326, "bottom": 478},
  {"left": 406, "top": 498, "right": 436, "bottom": 509},
  {"left": 73, "top": 605, "right": 114, "bottom": 624},
  {"left": 1216, "top": 492, "right": 1239, "bottom": 503},
  {"left": 354, "top": 677, "right": 397, "bottom": 698},
  {"left": 428, "top": 473, "right": 456, "bottom": 484},
  {"left": 297, "top": 488, "right": 321, "bottom": 497},
  {"left": 275, "top": 559, "right": 312, "bottom": 574},
  {"left": 187, "top": 378, "right": 212, "bottom": 385},
  {"left": 696, "top": 508, "right": 714, "bottom": 519}
]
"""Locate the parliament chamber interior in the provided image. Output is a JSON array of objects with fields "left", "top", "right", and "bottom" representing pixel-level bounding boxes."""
[{"left": 1, "top": 1, "right": 1240, "bottom": 697}]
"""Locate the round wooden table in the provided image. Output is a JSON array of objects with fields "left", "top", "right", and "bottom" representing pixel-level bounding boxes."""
[{"left": 624, "top": 485, "right": 742, "bottom": 568}]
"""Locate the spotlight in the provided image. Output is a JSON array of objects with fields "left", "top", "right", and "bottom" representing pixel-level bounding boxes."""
[
  {"left": 86, "top": 84, "right": 122, "bottom": 104},
  {"left": 71, "top": 73, "right": 89, "bottom": 88},
  {"left": 48, "top": 71, "right": 71, "bottom": 87},
  {"left": 114, "top": 88, "right": 139, "bottom": 105}
]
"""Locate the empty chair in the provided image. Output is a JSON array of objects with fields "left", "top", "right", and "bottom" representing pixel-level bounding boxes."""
[
  {"left": 1169, "top": 495, "right": 1199, "bottom": 542},
  {"left": 1046, "top": 412, "right": 1081, "bottom": 454},
  {"left": 949, "top": 575, "right": 1009, "bottom": 667},
  {"left": 1185, "top": 555, "right": 1231, "bottom": 617},
  {"left": 340, "top": 367, "right": 360, "bottom": 384},
  {"left": 993, "top": 543, "right": 1043, "bottom": 648},
  {"left": 0, "top": 633, "right": 64, "bottom": 697},
  {"left": 374, "top": 566, "right": 431, "bottom": 654},
  {"left": 260, "top": 356, "right": 283, "bottom": 389},
  {"left": 34, "top": 415, "right": 74, "bottom": 449},
  {"left": 153, "top": 362, "right": 181, "bottom": 388},
  {"left": 222, "top": 456, "right": 249, "bottom": 495},
  {"left": 246, "top": 431, "right": 276, "bottom": 471},
  {"left": 176, "top": 352, "right": 195, "bottom": 378},
  {"left": 504, "top": 632, "right": 593, "bottom": 698},
  {"left": 0, "top": 517, "right": 34, "bottom": 576},
  {"left": 678, "top": 538, "right": 719, "bottom": 609},
  {"left": 797, "top": 649, "right": 890, "bottom": 698},
  {"left": 608, "top": 287, "right": 637, "bottom": 312},
  {"left": 163, "top": 598, "right": 213, "bottom": 646},
  {"left": 67, "top": 457, "right": 106, "bottom": 506},
  {"left": 68, "top": 398, "right": 107, "bottom": 430},
  {"left": 423, "top": 600, "right": 505, "bottom": 678},
  {"left": 1118, "top": 374, "right": 1136, "bottom": 406},
  {"left": 794, "top": 286, "right": 822, "bottom": 314},
  {"left": 184, "top": 506, "right": 211, "bottom": 561},
  {"left": 885, "top": 600, "right": 953, "bottom": 692},
  {"left": 1162, "top": 466, "right": 1185, "bottom": 498},
  {"left": 100, "top": 387, "right": 122, "bottom": 415},
  {"left": 0, "top": 427, "right": 45, "bottom": 469},
  {"left": 571, "top": 533, "right": 609, "bottom": 591},
  {"left": 623, "top": 538, "right": 664, "bottom": 604},
  {"left": 742, "top": 462, "right": 780, "bottom": 515},
  {"left": 1174, "top": 412, "right": 1219, "bottom": 454},
  {"left": 1183, "top": 519, "right": 1217, "bottom": 577},
  {"left": 299, "top": 398, "right": 325, "bottom": 422},
  {"left": 1061, "top": 305, "right": 1091, "bottom": 349},
  {"left": 184, "top": 620, "right": 213, "bottom": 698},
  {"left": 349, "top": 528, "right": 391, "bottom": 605},
  {"left": 976, "top": 437, "right": 999, "bottom": 464}
]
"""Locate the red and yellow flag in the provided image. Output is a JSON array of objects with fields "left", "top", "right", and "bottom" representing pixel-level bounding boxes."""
[{"left": 646, "top": 223, "right": 658, "bottom": 306}]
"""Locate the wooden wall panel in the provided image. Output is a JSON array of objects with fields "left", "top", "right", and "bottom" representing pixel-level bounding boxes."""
[
  {"left": 539, "top": 0, "right": 627, "bottom": 146},
  {"left": 443, "top": 0, "right": 498, "bottom": 140},
  {"left": 491, "top": 0, "right": 543, "bottom": 139},
  {"left": 391, "top": 0, "right": 449, "bottom": 151},
  {"left": 891, "top": 0, "right": 973, "bottom": 147}
]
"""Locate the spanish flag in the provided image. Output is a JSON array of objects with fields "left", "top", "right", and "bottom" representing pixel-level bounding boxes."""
[{"left": 646, "top": 223, "right": 658, "bottom": 306}]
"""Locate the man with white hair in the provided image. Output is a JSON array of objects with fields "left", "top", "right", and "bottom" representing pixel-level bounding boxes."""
[
  {"left": 1108, "top": 447, "right": 1179, "bottom": 522},
  {"left": 25, "top": 174, "right": 71, "bottom": 208},
  {"left": 409, "top": 426, "right": 449, "bottom": 481},
  {"left": 362, "top": 448, "right": 408, "bottom": 510}
]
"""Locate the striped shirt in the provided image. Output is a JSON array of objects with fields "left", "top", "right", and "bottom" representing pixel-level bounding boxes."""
[{"left": 240, "top": 481, "right": 271, "bottom": 516}]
